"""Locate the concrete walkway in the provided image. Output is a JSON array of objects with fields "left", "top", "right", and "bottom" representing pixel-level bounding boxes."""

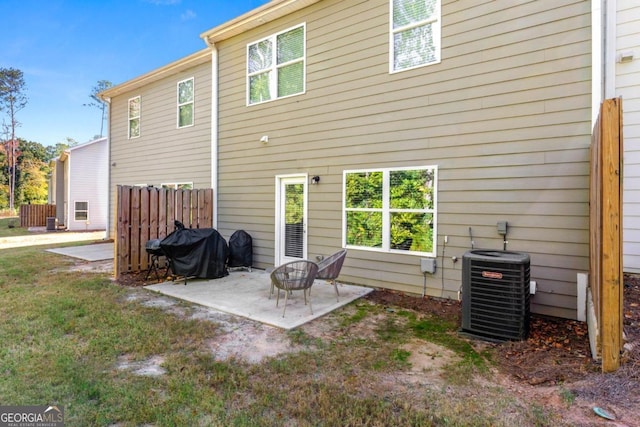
[
  {"left": 46, "top": 242, "right": 114, "bottom": 261},
  {"left": 0, "top": 230, "right": 107, "bottom": 250}
]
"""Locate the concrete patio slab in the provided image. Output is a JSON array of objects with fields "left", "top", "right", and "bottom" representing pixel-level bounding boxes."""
[
  {"left": 46, "top": 242, "right": 114, "bottom": 261},
  {"left": 145, "top": 269, "right": 373, "bottom": 330}
]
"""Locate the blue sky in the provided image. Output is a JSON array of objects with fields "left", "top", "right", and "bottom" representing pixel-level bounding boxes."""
[{"left": 0, "top": 0, "right": 269, "bottom": 147}]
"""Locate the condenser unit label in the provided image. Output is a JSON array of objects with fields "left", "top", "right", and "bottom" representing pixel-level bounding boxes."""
[{"left": 482, "top": 271, "right": 503, "bottom": 279}]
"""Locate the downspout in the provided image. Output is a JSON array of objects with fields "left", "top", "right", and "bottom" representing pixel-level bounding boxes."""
[
  {"left": 592, "top": 0, "right": 604, "bottom": 127},
  {"left": 204, "top": 38, "right": 219, "bottom": 228},
  {"left": 604, "top": 0, "right": 617, "bottom": 99},
  {"left": 103, "top": 96, "right": 112, "bottom": 241}
]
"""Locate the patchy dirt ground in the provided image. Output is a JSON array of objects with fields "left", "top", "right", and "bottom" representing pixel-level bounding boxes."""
[{"left": 86, "top": 260, "right": 640, "bottom": 425}]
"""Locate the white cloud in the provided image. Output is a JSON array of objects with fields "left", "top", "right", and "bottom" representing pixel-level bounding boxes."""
[{"left": 181, "top": 9, "right": 197, "bottom": 21}]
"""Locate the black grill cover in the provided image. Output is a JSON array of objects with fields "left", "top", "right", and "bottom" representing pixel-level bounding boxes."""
[
  {"left": 228, "top": 230, "right": 252, "bottom": 268},
  {"left": 160, "top": 224, "right": 229, "bottom": 279}
]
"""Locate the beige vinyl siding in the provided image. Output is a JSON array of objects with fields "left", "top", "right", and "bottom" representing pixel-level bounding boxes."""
[
  {"left": 107, "top": 60, "right": 212, "bottom": 237},
  {"left": 215, "top": 0, "right": 591, "bottom": 319},
  {"left": 619, "top": 0, "right": 640, "bottom": 272}
]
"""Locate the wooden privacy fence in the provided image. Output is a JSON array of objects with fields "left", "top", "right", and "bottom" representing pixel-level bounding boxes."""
[
  {"left": 115, "top": 185, "right": 214, "bottom": 278},
  {"left": 19, "top": 204, "right": 56, "bottom": 227},
  {"left": 590, "top": 97, "right": 623, "bottom": 372}
]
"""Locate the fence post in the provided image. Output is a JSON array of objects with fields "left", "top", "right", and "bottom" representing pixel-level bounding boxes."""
[{"left": 600, "top": 98, "right": 623, "bottom": 373}]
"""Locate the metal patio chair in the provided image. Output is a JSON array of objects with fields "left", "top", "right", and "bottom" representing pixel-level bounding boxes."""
[
  {"left": 315, "top": 249, "right": 347, "bottom": 302},
  {"left": 270, "top": 260, "right": 319, "bottom": 317}
]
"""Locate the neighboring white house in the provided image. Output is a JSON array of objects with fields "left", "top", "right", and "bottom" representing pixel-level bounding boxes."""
[
  {"left": 606, "top": 0, "right": 640, "bottom": 272},
  {"left": 49, "top": 137, "right": 108, "bottom": 231}
]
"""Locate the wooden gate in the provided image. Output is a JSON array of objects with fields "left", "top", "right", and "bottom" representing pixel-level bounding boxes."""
[{"left": 115, "top": 185, "right": 214, "bottom": 278}]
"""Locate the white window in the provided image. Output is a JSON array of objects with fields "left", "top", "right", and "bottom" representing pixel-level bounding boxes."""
[
  {"left": 177, "top": 78, "right": 194, "bottom": 128},
  {"left": 343, "top": 166, "right": 437, "bottom": 256},
  {"left": 247, "top": 23, "right": 306, "bottom": 105},
  {"left": 128, "top": 96, "right": 141, "bottom": 138},
  {"left": 390, "top": 0, "right": 441, "bottom": 72},
  {"left": 74, "top": 201, "right": 89, "bottom": 221},
  {"left": 161, "top": 182, "right": 193, "bottom": 190}
]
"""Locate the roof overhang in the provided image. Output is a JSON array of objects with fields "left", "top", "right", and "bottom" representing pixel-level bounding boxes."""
[
  {"left": 200, "top": 0, "right": 322, "bottom": 45},
  {"left": 98, "top": 48, "right": 211, "bottom": 100}
]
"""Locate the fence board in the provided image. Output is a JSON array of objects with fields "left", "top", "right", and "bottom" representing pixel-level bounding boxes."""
[{"left": 115, "top": 186, "right": 214, "bottom": 278}]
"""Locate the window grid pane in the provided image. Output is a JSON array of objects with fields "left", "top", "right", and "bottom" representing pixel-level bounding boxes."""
[
  {"left": 277, "top": 62, "right": 304, "bottom": 98},
  {"left": 250, "top": 72, "right": 272, "bottom": 103},
  {"left": 346, "top": 211, "right": 383, "bottom": 248},
  {"left": 277, "top": 27, "right": 304, "bottom": 64},
  {"left": 393, "top": 0, "right": 436, "bottom": 28},
  {"left": 394, "top": 24, "right": 436, "bottom": 70},
  {"left": 179, "top": 104, "right": 193, "bottom": 127},
  {"left": 346, "top": 172, "right": 383, "bottom": 209},
  {"left": 178, "top": 80, "right": 194, "bottom": 104},
  {"left": 248, "top": 40, "right": 273, "bottom": 73}
]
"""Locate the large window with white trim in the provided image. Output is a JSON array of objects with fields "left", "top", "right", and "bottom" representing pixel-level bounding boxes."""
[
  {"left": 390, "top": 0, "right": 441, "bottom": 72},
  {"left": 344, "top": 166, "right": 437, "bottom": 256},
  {"left": 177, "top": 78, "right": 194, "bottom": 128},
  {"left": 247, "top": 23, "right": 305, "bottom": 105},
  {"left": 128, "top": 96, "right": 141, "bottom": 138}
]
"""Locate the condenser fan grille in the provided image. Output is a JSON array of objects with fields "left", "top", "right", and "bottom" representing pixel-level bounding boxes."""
[{"left": 461, "top": 250, "right": 530, "bottom": 342}]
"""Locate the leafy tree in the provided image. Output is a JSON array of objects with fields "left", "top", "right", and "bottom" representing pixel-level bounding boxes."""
[
  {"left": 0, "top": 67, "right": 28, "bottom": 213},
  {"left": 45, "top": 137, "right": 79, "bottom": 162},
  {"left": 84, "top": 80, "right": 112, "bottom": 137},
  {"left": 17, "top": 139, "right": 49, "bottom": 205}
]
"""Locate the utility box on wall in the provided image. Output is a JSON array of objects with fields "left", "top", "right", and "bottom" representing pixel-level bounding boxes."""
[{"left": 461, "top": 250, "right": 531, "bottom": 342}]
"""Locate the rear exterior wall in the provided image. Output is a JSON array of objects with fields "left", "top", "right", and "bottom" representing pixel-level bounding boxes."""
[
  {"left": 214, "top": 0, "right": 592, "bottom": 320},
  {"left": 107, "top": 60, "right": 213, "bottom": 238}
]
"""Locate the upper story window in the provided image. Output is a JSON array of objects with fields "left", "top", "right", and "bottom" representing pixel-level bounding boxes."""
[
  {"left": 128, "top": 96, "right": 141, "bottom": 138},
  {"left": 247, "top": 23, "right": 305, "bottom": 105},
  {"left": 177, "top": 78, "right": 194, "bottom": 128},
  {"left": 344, "top": 166, "right": 437, "bottom": 256},
  {"left": 390, "top": 0, "right": 441, "bottom": 72}
]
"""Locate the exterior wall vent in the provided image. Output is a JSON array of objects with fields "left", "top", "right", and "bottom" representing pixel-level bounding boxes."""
[{"left": 461, "top": 250, "right": 531, "bottom": 342}]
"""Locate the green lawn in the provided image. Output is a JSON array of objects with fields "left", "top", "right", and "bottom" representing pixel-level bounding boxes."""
[
  {"left": 0, "top": 244, "right": 566, "bottom": 426},
  {"left": 0, "top": 216, "right": 30, "bottom": 237}
]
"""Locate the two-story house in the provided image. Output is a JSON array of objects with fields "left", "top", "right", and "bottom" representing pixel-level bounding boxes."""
[{"left": 102, "top": 0, "right": 596, "bottom": 320}]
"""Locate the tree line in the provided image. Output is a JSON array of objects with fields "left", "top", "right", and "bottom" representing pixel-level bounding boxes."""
[{"left": 0, "top": 67, "right": 111, "bottom": 214}]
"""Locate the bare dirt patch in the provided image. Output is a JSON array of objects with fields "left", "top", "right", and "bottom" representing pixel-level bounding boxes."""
[{"left": 100, "top": 263, "right": 640, "bottom": 425}]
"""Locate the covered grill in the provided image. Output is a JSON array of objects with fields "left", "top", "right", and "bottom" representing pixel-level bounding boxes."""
[
  {"left": 228, "top": 230, "right": 252, "bottom": 271},
  {"left": 160, "top": 221, "right": 229, "bottom": 282}
]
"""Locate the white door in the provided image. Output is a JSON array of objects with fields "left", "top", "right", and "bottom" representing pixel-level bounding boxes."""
[{"left": 275, "top": 175, "right": 307, "bottom": 265}]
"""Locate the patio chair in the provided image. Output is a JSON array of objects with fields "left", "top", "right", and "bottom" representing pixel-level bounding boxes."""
[
  {"left": 270, "top": 260, "right": 319, "bottom": 317},
  {"left": 315, "top": 249, "right": 347, "bottom": 302}
]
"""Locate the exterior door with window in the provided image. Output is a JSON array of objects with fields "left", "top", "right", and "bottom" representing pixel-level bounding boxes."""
[{"left": 276, "top": 175, "right": 307, "bottom": 265}]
